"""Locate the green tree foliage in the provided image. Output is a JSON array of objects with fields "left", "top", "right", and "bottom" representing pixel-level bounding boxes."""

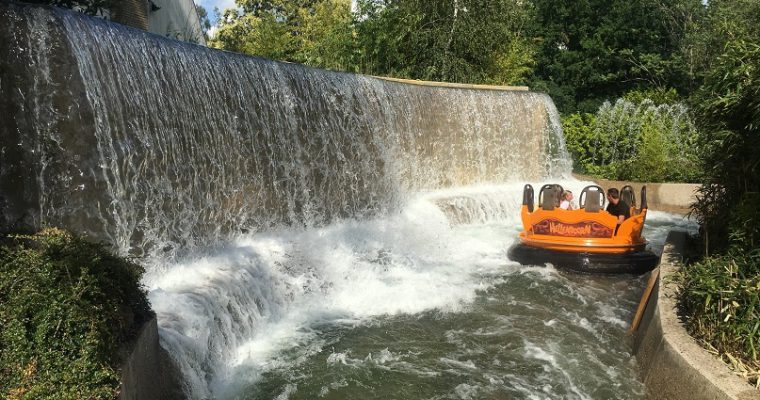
[
  {"left": 528, "top": 0, "right": 704, "bottom": 113},
  {"left": 354, "top": 0, "right": 535, "bottom": 84},
  {"left": 209, "top": 0, "right": 357, "bottom": 71},
  {"left": 196, "top": 4, "right": 212, "bottom": 42},
  {"left": 23, "top": 0, "right": 111, "bottom": 16},
  {"left": 676, "top": 250, "right": 760, "bottom": 382},
  {"left": 688, "top": 0, "right": 760, "bottom": 253},
  {"left": 675, "top": 1, "right": 760, "bottom": 382},
  {"left": 210, "top": 0, "right": 536, "bottom": 85},
  {"left": 0, "top": 229, "right": 152, "bottom": 400},
  {"left": 563, "top": 92, "right": 701, "bottom": 182}
]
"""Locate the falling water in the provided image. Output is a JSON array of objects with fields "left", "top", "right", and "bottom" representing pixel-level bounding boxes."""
[
  {"left": 0, "top": 2, "right": 570, "bottom": 260},
  {"left": 0, "top": 4, "right": 701, "bottom": 400}
]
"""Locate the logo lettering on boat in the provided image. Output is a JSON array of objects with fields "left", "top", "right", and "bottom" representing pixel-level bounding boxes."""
[{"left": 532, "top": 219, "right": 613, "bottom": 238}]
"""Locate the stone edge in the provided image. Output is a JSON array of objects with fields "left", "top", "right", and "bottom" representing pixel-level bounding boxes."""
[
  {"left": 571, "top": 174, "right": 699, "bottom": 215},
  {"left": 633, "top": 231, "right": 759, "bottom": 400},
  {"left": 372, "top": 75, "right": 530, "bottom": 91},
  {"left": 119, "top": 317, "right": 183, "bottom": 400}
]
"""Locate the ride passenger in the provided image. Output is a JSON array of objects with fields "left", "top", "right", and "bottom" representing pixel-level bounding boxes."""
[
  {"left": 606, "top": 188, "right": 630, "bottom": 225},
  {"left": 559, "top": 190, "right": 576, "bottom": 210}
]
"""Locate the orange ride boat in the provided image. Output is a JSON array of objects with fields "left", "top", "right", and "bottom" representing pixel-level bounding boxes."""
[{"left": 508, "top": 183, "right": 659, "bottom": 274}]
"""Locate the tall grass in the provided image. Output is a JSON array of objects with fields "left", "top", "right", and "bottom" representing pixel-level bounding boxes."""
[{"left": 676, "top": 249, "right": 760, "bottom": 387}]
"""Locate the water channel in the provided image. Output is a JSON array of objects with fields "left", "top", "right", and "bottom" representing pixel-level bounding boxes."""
[
  {"left": 0, "top": 5, "right": 698, "bottom": 398},
  {"left": 147, "top": 181, "right": 696, "bottom": 399}
]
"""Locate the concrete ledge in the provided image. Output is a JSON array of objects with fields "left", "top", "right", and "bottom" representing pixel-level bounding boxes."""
[
  {"left": 373, "top": 76, "right": 530, "bottom": 91},
  {"left": 633, "top": 231, "right": 759, "bottom": 400},
  {"left": 572, "top": 174, "right": 699, "bottom": 215},
  {"left": 120, "top": 317, "right": 183, "bottom": 400}
]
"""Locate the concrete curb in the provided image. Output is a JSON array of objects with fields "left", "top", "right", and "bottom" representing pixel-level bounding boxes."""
[
  {"left": 571, "top": 174, "right": 699, "bottom": 215},
  {"left": 120, "top": 317, "right": 183, "bottom": 400},
  {"left": 372, "top": 75, "right": 530, "bottom": 91},
  {"left": 633, "top": 231, "right": 760, "bottom": 400}
]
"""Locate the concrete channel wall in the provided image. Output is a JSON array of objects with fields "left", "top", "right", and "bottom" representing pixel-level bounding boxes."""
[
  {"left": 573, "top": 176, "right": 758, "bottom": 398},
  {"left": 632, "top": 231, "right": 760, "bottom": 400},
  {"left": 119, "top": 317, "right": 182, "bottom": 400},
  {"left": 572, "top": 174, "right": 699, "bottom": 214}
]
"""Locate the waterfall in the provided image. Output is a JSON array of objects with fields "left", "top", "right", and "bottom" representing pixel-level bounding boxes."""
[
  {"left": 0, "top": 3, "right": 575, "bottom": 398},
  {"left": 1, "top": 2, "right": 570, "bottom": 258}
]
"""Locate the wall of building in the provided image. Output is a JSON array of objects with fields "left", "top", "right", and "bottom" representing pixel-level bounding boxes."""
[{"left": 147, "top": 0, "right": 206, "bottom": 45}]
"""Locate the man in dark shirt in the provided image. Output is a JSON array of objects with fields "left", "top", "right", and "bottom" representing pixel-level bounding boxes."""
[{"left": 606, "top": 188, "right": 630, "bottom": 225}]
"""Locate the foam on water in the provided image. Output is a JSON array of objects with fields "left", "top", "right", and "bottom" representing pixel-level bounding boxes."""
[
  {"left": 0, "top": 5, "right": 698, "bottom": 399},
  {"left": 147, "top": 185, "right": 526, "bottom": 397},
  {"left": 143, "top": 179, "right": 692, "bottom": 398}
]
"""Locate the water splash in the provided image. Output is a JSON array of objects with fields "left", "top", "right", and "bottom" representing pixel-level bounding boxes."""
[
  {"left": 0, "top": 4, "right": 584, "bottom": 399},
  {"left": 1, "top": 3, "right": 571, "bottom": 260}
]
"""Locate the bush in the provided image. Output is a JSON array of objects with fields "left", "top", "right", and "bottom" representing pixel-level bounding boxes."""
[
  {"left": 691, "top": 38, "right": 760, "bottom": 253},
  {"left": 562, "top": 94, "right": 701, "bottom": 182},
  {"left": 562, "top": 112, "right": 603, "bottom": 175},
  {"left": 23, "top": 0, "right": 111, "bottom": 16},
  {"left": 676, "top": 1, "right": 760, "bottom": 387},
  {"left": 0, "top": 229, "right": 152, "bottom": 400},
  {"left": 676, "top": 250, "right": 760, "bottom": 386}
]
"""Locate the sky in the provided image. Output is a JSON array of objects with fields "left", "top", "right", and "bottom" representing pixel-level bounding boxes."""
[
  {"left": 196, "top": 0, "right": 237, "bottom": 26},
  {"left": 196, "top": 0, "right": 358, "bottom": 27}
]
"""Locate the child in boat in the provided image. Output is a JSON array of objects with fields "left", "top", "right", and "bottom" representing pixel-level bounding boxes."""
[{"left": 560, "top": 190, "right": 576, "bottom": 210}]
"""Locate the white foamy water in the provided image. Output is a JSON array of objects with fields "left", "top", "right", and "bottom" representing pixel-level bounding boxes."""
[
  {"left": 148, "top": 184, "right": 519, "bottom": 397},
  {"left": 1, "top": 5, "right": 700, "bottom": 399},
  {"left": 145, "top": 181, "right": 694, "bottom": 398}
]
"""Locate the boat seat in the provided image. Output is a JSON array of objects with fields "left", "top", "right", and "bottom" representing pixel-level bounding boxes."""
[
  {"left": 542, "top": 187, "right": 556, "bottom": 211},
  {"left": 585, "top": 190, "right": 601, "bottom": 213},
  {"left": 621, "top": 185, "right": 637, "bottom": 216}
]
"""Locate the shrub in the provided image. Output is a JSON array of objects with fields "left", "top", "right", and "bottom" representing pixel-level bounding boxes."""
[
  {"left": 676, "top": 250, "right": 760, "bottom": 386},
  {"left": 0, "top": 228, "right": 152, "bottom": 400},
  {"left": 562, "top": 95, "right": 702, "bottom": 183},
  {"left": 692, "top": 39, "right": 760, "bottom": 253}
]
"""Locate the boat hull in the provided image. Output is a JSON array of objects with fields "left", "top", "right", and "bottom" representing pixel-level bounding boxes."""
[
  {"left": 508, "top": 243, "right": 659, "bottom": 274},
  {"left": 518, "top": 233, "right": 648, "bottom": 254}
]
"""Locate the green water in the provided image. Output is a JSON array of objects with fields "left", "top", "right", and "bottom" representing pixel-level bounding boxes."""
[
  {"left": 231, "top": 240, "right": 647, "bottom": 399},
  {"left": 153, "top": 196, "right": 693, "bottom": 400}
]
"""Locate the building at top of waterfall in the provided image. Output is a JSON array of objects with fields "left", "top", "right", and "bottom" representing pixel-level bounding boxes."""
[{"left": 111, "top": 0, "right": 206, "bottom": 45}]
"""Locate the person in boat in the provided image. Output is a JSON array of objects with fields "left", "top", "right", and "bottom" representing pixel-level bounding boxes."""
[
  {"left": 559, "top": 190, "right": 576, "bottom": 210},
  {"left": 606, "top": 188, "right": 630, "bottom": 225}
]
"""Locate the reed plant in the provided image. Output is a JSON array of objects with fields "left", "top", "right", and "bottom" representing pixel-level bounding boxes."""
[{"left": 676, "top": 249, "right": 760, "bottom": 387}]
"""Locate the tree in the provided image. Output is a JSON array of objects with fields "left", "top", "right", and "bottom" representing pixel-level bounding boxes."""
[
  {"left": 210, "top": 0, "right": 536, "bottom": 85},
  {"left": 196, "top": 4, "right": 212, "bottom": 42},
  {"left": 209, "top": 0, "right": 356, "bottom": 70},
  {"left": 23, "top": 0, "right": 111, "bottom": 16},
  {"left": 354, "top": 0, "right": 535, "bottom": 85},
  {"left": 528, "top": 0, "right": 705, "bottom": 113},
  {"left": 563, "top": 93, "right": 701, "bottom": 182},
  {"left": 690, "top": 0, "right": 760, "bottom": 253}
]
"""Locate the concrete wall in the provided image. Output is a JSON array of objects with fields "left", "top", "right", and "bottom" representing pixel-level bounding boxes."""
[
  {"left": 119, "top": 317, "right": 183, "bottom": 400},
  {"left": 147, "top": 0, "right": 206, "bottom": 45},
  {"left": 111, "top": 0, "right": 149, "bottom": 30},
  {"left": 573, "top": 174, "right": 699, "bottom": 214},
  {"left": 632, "top": 231, "right": 759, "bottom": 400},
  {"left": 67, "top": 0, "right": 205, "bottom": 45},
  {"left": 374, "top": 76, "right": 529, "bottom": 91}
]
